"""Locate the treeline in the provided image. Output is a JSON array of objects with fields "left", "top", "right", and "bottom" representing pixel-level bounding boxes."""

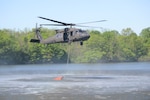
[{"left": 0, "top": 27, "right": 150, "bottom": 64}]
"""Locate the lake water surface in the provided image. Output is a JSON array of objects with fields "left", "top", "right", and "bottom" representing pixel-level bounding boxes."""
[{"left": 0, "top": 62, "right": 150, "bottom": 100}]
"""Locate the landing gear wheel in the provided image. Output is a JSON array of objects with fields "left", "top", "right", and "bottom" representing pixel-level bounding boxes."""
[{"left": 80, "top": 41, "right": 83, "bottom": 46}]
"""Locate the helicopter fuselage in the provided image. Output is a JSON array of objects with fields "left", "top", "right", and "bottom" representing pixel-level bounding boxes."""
[
  {"left": 42, "top": 28, "right": 90, "bottom": 44},
  {"left": 30, "top": 16, "right": 105, "bottom": 45},
  {"left": 30, "top": 28, "right": 90, "bottom": 45}
]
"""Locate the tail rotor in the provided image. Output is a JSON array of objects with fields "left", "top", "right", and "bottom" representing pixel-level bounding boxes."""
[
  {"left": 30, "top": 23, "right": 42, "bottom": 43},
  {"left": 35, "top": 23, "right": 42, "bottom": 40}
]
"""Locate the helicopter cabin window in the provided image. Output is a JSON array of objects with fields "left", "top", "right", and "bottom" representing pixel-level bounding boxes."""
[
  {"left": 70, "top": 31, "right": 73, "bottom": 36},
  {"left": 79, "top": 29, "right": 83, "bottom": 32}
]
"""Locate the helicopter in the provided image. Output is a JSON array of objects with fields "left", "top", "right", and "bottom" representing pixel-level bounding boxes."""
[{"left": 30, "top": 16, "right": 106, "bottom": 45}]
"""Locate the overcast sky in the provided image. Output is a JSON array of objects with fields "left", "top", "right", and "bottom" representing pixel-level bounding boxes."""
[{"left": 1, "top": 0, "right": 150, "bottom": 34}]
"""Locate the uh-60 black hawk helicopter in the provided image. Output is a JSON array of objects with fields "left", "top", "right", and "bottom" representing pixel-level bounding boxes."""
[{"left": 30, "top": 16, "right": 106, "bottom": 45}]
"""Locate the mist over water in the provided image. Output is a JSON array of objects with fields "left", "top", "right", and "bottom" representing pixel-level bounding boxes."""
[{"left": 0, "top": 62, "right": 150, "bottom": 100}]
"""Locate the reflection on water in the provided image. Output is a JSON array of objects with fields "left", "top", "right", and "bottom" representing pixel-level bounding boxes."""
[{"left": 0, "top": 62, "right": 150, "bottom": 100}]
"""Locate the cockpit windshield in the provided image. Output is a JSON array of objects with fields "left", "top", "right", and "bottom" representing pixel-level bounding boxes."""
[
  {"left": 79, "top": 29, "right": 86, "bottom": 33},
  {"left": 79, "top": 29, "right": 83, "bottom": 32}
]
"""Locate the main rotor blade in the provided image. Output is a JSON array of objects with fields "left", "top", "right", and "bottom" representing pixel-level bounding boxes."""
[
  {"left": 76, "top": 25, "right": 103, "bottom": 29},
  {"left": 40, "top": 24, "right": 65, "bottom": 26},
  {"left": 38, "top": 16, "right": 75, "bottom": 26},
  {"left": 77, "top": 20, "right": 107, "bottom": 24}
]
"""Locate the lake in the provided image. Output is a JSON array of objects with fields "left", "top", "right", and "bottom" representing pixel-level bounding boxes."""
[{"left": 0, "top": 62, "right": 150, "bottom": 100}]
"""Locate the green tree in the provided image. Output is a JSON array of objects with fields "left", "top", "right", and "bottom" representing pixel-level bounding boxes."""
[
  {"left": 100, "top": 30, "right": 120, "bottom": 62},
  {"left": 139, "top": 27, "right": 150, "bottom": 61}
]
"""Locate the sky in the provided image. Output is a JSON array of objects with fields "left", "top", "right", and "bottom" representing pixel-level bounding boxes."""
[{"left": 0, "top": 0, "right": 150, "bottom": 34}]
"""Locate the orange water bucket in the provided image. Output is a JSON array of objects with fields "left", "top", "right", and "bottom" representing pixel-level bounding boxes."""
[{"left": 54, "top": 76, "right": 64, "bottom": 81}]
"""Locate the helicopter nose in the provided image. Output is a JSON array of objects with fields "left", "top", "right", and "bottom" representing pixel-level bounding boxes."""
[
  {"left": 86, "top": 34, "right": 90, "bottom": 39},
  {"left": 83, "top": 33, "right": 90, "bottom": 40},
  {"left": 87, "top": 34, "right": 90, "bottom": 38}
]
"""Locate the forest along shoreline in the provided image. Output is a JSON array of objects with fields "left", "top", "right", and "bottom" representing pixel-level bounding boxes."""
[{"left": 0, "top": 27, "right": 150, "bottom": 65}]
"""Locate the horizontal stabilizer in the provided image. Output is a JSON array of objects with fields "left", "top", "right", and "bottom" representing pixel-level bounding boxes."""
[{"left": 30, "top": 39, "right": 40, "bottom": 43}]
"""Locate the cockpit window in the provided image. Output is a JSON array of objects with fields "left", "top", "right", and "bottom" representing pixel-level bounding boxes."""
[
  {"left": 79, "top": 29, "right": 86, "bottom": 33},
  {"left": 76, "top": 29, "right": 86, "bottom": 33},
  {"left": 79, "top": 29, "right": 83, "bottom": 32}
]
